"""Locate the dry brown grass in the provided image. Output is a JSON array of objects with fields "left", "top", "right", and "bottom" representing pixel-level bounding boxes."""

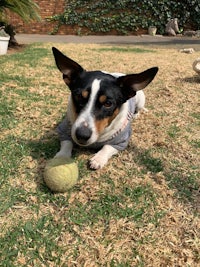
[{"left": 0, "top": 43, "right": 199, "bottom": 266}]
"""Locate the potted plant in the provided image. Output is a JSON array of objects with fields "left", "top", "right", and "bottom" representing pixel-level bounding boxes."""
[
  {"left": 148, "top": 26, "right": 157, "bottom": 36},
  {"left": 0, "top": 26, "right": 10, "bottom": 55},
  {"left": 0, "top": 0, "right": 41, "bottom": 52}
]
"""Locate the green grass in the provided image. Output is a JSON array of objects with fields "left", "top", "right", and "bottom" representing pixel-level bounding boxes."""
[
  {"left": 0, "top": 43, "right": 199, "bottom": 266},
  {"left": 190, "top": 139, "right": 200, "bottom": 149},
  {"left": 136, "top": 149, "right": 164, "bottom": 173},
  {"left": 94, "top": 46, "right": 156, "bottom": 53},
  {"left": 190, "top": 112, "right": 200, "bottom": 120},
  {"left": 167, "top": 124, "right": 181, "bottom": 138},
  {"left": 67, "top": 184, "right": 157, "bottom": 226},
  {"left": 5, "top": 45, "right": 51, "bottom": 67},
  {"left": 0, "top": 216, "right": 64, "bottom": 266},
  {"left": 0, "top": 98, "right": 17, "bottom": 129},
  {"left": 165, "top": 161, "right": 199, "bottom": 201}
]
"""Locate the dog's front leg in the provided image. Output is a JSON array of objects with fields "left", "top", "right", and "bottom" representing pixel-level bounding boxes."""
[
  {"left": 55, "top": 140, "right": 73, "bottom": 158},
  {"left": 89, "top": 144, "right": 118, "bottom": 170}
]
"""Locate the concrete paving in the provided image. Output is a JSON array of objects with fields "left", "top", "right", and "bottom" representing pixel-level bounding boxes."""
[{"left": 16, "top": 34, "right": 200, "bottom": 50}]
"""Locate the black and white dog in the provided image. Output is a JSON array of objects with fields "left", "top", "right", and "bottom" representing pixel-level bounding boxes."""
[{"left": 52, "top": 47, "right": 158, "bottom": 169}]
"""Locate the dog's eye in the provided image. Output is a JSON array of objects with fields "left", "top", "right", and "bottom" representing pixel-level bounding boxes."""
[{"left": 103, "top": 100, "right": 112, "bottom": 108}]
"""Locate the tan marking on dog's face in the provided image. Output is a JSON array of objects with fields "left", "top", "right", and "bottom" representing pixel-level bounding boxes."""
[
  {"left": 82, "top": 90, "right": 89, "bottom": 98},
  {"left": 95, "top": 108, "right": 120, "bottom": 134},
  {"left": 99, "top": 95, "right": 107, "bottom": 104}
]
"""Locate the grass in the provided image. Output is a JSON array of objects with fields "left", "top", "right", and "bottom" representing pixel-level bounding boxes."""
[
  {"left": 93, "top": 46, "right": 155, "bottom": 53},
  {"left": 0, "top": 43, "right": 199, "bottom": 266}
]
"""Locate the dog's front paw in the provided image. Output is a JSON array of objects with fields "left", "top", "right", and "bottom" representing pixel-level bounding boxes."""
[
  {"left": 55, "top": 151, "right": 71, "bottom": 158},
  {"left": 89, "top": 154, "right": 108, "bottom": 170}
]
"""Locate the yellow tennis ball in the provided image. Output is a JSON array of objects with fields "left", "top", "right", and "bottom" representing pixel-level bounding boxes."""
[{"left": 44, "top": 157, "right": 78, "bottom": 192}]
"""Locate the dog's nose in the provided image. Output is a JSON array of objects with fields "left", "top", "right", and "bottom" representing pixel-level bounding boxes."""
[{"left": 75, "top": 126, "right": 92, "bottom": 145}]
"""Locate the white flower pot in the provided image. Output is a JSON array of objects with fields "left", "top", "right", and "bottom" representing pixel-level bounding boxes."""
[
  {"left": 0, "top": 36, "right": 10, "bottom": 55},
  {"left": 148, "top": 26, "right": 157, "bottom": 36}
]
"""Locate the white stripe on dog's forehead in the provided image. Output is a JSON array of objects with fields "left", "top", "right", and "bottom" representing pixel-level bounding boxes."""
[
  {"left": 76, "top": 78, "right": 101, "bottom": 123},
  {"left": 87, "top": 79, "right": 101, "bottom": 111}
]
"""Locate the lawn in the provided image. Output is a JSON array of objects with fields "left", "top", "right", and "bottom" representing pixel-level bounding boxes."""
[{"left": 0, "top": 43, "right": 199, "bottom": 266}]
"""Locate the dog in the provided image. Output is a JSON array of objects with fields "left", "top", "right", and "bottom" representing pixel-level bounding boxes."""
[{"left": 52, "top": 47, "right": 158, "bottom": 169}]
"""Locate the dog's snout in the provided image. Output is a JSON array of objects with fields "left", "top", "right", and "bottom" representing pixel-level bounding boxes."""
[{"left": 75, "top": 126, "right": 92, "bottom": 145}]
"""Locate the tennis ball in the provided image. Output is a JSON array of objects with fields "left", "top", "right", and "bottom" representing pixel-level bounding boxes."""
[{"left": 44, "top": 157, "right": 78, "bottom": 193}]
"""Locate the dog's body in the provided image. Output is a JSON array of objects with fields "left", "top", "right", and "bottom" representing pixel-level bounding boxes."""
[{"left": 52, "top": 47, "right": 158, "bottom": 169}]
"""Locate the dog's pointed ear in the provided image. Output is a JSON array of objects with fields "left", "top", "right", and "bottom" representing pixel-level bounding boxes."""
[
  {"left": 117, "top": 67, "right": 158, "bottom": 99},
  {"left": 52, "top": 47, "right": 84, "bottom": 85}
]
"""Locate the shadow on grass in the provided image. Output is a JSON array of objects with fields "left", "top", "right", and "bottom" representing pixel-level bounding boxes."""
[
  {"left": 181, "top": 76, "right": 200, "bottom": 84},
  {"left": 127, "top": 145, "right": 199, "bottom": 205}
]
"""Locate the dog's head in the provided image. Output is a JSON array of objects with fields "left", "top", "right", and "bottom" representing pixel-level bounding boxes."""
[{"left": 52, "top": 47, "right": 158, "bottom": 146}]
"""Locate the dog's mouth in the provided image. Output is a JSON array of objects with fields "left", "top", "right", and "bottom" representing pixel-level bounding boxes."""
[
  {"left": 74, "top": 139, "right": 90, "bottom": 146},
  {"left": 73, "top": 137, "right": 96, "bottom": 147},
  {"left": 73, "top": 137, "right": 90, "bottom": 146}
]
